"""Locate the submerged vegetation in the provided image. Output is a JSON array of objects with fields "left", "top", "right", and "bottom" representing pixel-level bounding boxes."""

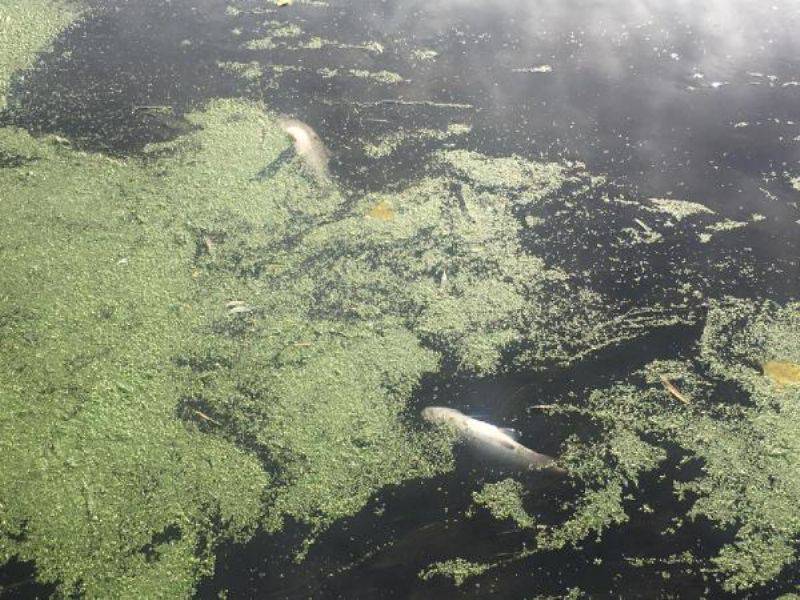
[{"left": 1, "top": 1, "right": 799, "bottom": 598}]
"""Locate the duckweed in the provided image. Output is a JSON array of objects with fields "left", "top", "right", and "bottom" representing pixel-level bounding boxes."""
[
  {"left": 469, "top": 298, "right": 800, "bottom": 592},
  {"left": 471, "top": 479, "right": 536, "bottom": 529},
  {"left": 3, "top": 4, "right": 798, "bottom": 597},
  {"left": 0, "top": 0, "right": 82, "bottom": 110}
]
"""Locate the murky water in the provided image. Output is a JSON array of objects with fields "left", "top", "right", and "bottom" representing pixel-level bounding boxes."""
[{"left": 2, "top": 0, "right": 799, "bottom": 598}]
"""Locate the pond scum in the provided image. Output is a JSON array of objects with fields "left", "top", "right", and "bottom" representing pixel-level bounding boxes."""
[{"left": 1, "top": 1, "right": 799, "bottom": 597}]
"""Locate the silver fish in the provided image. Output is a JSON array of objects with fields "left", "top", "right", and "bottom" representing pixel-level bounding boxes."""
[
  {"left": 277, "top": 116, "right": 331, "bottom": 184},
  {"left": 421, "top": 406, "right": 562, "bottom": 472}
]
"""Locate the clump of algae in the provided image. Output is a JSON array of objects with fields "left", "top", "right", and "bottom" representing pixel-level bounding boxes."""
[
  {"left": 0, "top": 90, "right": 678, "bottom": 594},
  {"left": 419, "top": 557, "right": 492, "bottom": 586},
  {"left": 363, "top": 123, "right": 471, "bottom": 159},
  {"left": 471, "top": 478, "right": 535, "bottom": 529},
  {"left": 646, "top": 197, "right": 715, "bottom": 221},
  {"left": 0, "top": 0, "right": 83, "bottom": 110}
]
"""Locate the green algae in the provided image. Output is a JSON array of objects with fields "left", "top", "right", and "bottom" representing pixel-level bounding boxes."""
[
  {"left": 0, "top": 120, "right": 270, "bottom": 597},
  {"left": 449, "top": 299, "right": 800, "bottom": 593},
  {"left": 0, "top": 94, "right": 456, "bottom": 595},
  {"left": 244, "top": 37, "right": 277, "bottom": 50},
  {"left": 3, "top": 6, "right": 797, "bottom": 597},
  {"left": 471, "top": 479, "right": 535, "bottom": 529},
  {"left": 646, "top": 197, "right": 715, "bottom": 221},
  {"left": 0, "top": 0, "right": 83, "bottom": 110},
  {"left": 1, "top": 81, "right": 689, "bottom": 593},
  {"left": 363, "top": 123, "right": 471, "bottom": 159},
  {"left": 318, "top": 67, "right": 406, "bottom": 85},
  {"left": 299, "top": 36, "right": 383, "bottom": 54},
  {"left": 265, "top": 22, "right": 302, "bottom": 38},
  {"left": 437, "top": 149, "right": 567, "bottom": 196},
  {"left": 705, "top": 218, "right": 748, "bottom": 232},
  {"left": 419, "top": 557, "right": 492, "bottom": 586},
  {"left": 218, "top": 60, "right": 264, "bottom": 83},
  {"left": 563, "top": 299, "right": 799, "bottom": 591},
  {"left": 411, "top": 48, "right": 438, "bottom": 62}
]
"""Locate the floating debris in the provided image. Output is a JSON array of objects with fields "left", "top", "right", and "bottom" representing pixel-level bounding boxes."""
[
  {"left": 411, "top": 48, "right": 438, "bottom": 62},
  {"left": 366, "top": 199, "right": 395, "bottom": 221},
  {"left": 647, "top": 198, "right": 715, "bottom": 221},
  {"left": 512, "top": 64, "right": 553, "bottom": 73},
  {"left": 762, "top": 361, "right": 800, "bottom": 386},
  {"left": 659, "top": 375, "right": 691, "bottom": 404},
  {"left": 192, "top": 409, "right": 220, "bottom": 425}
]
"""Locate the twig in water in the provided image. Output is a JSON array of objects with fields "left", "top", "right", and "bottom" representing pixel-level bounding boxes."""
[
  {"left": 192, "top": 410, "right": 220, "bottom": 425},
  {"left": 659, "top": 375, "right": 691, "bottom": 404}
]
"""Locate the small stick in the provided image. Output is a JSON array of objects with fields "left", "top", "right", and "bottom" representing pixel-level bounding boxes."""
[
  {"left": 659, "top": 375, "right": 691, "bottom": 404},
  {"left": 132, "top": 105, "right": 173, "bottom": 112},
  {"left": 192, "top": 410, "right": 220, "bottom": 425}
]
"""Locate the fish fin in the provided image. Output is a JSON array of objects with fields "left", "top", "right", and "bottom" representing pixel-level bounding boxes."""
[
  {"left": 466, "top": 412, "right": 489, "bottom": 419},
  {"left": 499, "top": 427, "right": 521, "bottom": 440},
  {"left": 499, "top": 439, "right": 516, "bottom": 450}
]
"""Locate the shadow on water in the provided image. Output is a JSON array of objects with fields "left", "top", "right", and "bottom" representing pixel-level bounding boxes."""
[{"left": 0, "top": 559, "right": 56, "bottom": 600}]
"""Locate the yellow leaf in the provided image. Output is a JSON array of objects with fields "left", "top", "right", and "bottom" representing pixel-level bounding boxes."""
[
  {"left": 762, "top": 361, "right": 800, "bottom": 386},
  {"left": 366, "top": 200, "right": 395, "bottom": 221}
]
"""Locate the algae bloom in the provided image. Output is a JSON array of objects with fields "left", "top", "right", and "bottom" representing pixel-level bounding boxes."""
[{"left": 2, "top": 0, "right": 800, "bottom": 598}]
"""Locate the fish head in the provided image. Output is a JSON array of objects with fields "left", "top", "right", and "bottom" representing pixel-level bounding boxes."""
[{"left": 421, "top": 406, "right": 462, "bottom": 426}]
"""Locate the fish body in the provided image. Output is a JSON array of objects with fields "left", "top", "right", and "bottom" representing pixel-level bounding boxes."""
[
  {"left": 421, "top": 406, "right": 561, "bottom": 472},
  {"left": 277, "top": 116, "right": 330, "bottom": 184}
]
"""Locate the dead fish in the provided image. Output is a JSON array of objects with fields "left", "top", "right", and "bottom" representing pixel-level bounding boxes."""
[
  {"left": 421, "top": 406, "right": 562, "bottom": 472},
  {"left": 277, "top": 116, "right": 331, "bottom": 184}
]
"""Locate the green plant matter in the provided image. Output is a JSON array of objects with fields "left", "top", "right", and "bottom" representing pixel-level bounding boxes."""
[{"left": 0, "top": 0, "right": 81, "bottom": 109}]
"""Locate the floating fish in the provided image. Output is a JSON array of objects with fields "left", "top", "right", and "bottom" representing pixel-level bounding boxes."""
[
  {"left": 277, "top": 116, "right": 331, "bottom": 184},
  {"left": 421, "top": 406, "right": 562, "bottom": 472}
]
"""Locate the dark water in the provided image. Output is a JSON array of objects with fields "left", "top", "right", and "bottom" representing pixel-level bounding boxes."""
[{"left": 3, "top": 0, "right": 800, "bottom": 597}]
